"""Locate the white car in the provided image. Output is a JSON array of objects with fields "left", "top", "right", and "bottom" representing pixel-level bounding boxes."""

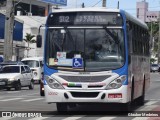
[
  {"left": 21, "top": 57, "right": 43, "bottom": 83},
  {"left": 0, "top": 65, "right": 34, "bottom": 90}
]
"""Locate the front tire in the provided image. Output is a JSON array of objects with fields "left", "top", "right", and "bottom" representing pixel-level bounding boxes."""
[
  {"left": 56, "top": 103, "right": 68, "bottom": 112},
  {"left": 15, "top": 81, "right": 21, "bottom": 91},
  {"left": 137, "top": 80, "right": 145, "bottom": 106},
  {"left": 29, "top": 80, "right": 34, "bottom": 90}
]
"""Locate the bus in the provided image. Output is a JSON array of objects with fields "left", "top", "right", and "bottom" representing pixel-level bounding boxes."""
[{"left": 36, "top": 8, "right": 150, "bottom": 112}]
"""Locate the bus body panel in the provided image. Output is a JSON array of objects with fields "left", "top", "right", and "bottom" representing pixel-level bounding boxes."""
[{"left": 44, "top": 83, "right": 128, "bottom": 103}]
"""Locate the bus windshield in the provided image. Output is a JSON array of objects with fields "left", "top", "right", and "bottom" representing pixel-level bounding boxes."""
[{"left": 46, "top": 28, "right": 125, "bottom": 71}]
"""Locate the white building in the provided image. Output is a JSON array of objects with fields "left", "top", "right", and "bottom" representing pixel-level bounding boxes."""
[{"left": 0, "top": 0, "right": 67, "bottom": 59}]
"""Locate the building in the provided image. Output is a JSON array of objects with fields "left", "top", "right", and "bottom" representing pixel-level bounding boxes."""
[
  {"left": 0, "top": 12, "right": 24, "bottom": 60},
  {"left": 136, "top": 0, "right": 160, "bottom": 23},
  {"left": 0, "top": 0, "right": 67, "bottom": 59}
]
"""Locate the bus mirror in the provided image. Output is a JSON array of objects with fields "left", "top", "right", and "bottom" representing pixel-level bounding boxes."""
[{"left": 36, "top": 35, "right": 42, "bottom": 48}]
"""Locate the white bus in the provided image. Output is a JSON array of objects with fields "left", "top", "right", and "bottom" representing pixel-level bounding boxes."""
[
  {"left": 21, "top": 57, "right": 43, "bottom": 83},
  {"left": 36, "top": 8, "right": 150, "bottom": 112}
]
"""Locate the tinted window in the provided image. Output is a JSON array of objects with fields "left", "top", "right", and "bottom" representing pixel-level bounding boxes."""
[
  {"left": 24, "top": 66, "right": 31, "bottom": 73},
  {"left": 0, "top": 66, "right": 20, "bottom": 73},
  {"left": 22, "top": 60, "right": 39, "bottom": 67},
  {"left": 21, "top": 66, "right": 25, "bottom": 73}
]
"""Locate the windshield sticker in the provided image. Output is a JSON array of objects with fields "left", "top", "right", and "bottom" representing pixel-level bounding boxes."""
[
  {"left": 74, "top": 54, "right": 81, "bottom": 58},
  {"left": 72, "top": 58, "right": 83, "bottom": 68},
  {"left": 57, "top": 52, "right": 66, "bottom": 59},
  {"left": 57, "top": 59, "right": 72, "bottom": 66},
  {"left": 49, "top": 58, "right": 58, "bottom": 65}
]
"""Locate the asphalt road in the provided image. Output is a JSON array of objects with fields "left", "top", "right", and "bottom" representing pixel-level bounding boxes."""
[{"left": 0, "top": 73, "right": 160, "bottom": 120}]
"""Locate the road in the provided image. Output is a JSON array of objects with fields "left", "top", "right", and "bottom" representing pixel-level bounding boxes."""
[{"left": 0, "top": 73, "right": 160, "bottom": 120}]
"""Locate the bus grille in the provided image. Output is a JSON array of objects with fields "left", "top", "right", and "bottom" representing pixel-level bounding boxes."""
[
  {"left": 70, "top": 92, "right": 99, "bottom": 98},
  {"left": 59, "top": 75, "right": 111, "bottom": 82}
]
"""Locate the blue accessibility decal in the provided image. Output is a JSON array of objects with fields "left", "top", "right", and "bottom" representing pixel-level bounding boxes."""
[{"left": 72, "top": 58, "right": 83, "bottom": 68}]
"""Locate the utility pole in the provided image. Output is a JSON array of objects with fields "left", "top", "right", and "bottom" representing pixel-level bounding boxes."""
[
  {"left": 4, "top": 0, "right": 14, "bottom": 61},
  {"left": 102, "top": 0, "right": 106, "bottom": 7},
  {"left": 158, "top": 11, "right": 160, "bottom": 63}
]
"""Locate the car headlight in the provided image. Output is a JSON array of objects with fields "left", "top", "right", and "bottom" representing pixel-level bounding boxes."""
[
  {"left": 7, "top": 78, "right": 15, "bottom": 84},
  {"left": 106, "top": 75, "right": 127, "bottom": 89},
  {"left": 34, "top": 72, "right": 37, "bottom": 76},
  {"left": 44, "top": 75, "right": 64, "bottom": 89},
  {"left": 9, "top": 78, "right": 15, "bottom": 81}
]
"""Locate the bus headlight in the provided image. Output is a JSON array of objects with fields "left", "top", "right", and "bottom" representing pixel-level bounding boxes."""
[
  {"left": 106, "top": 75, "right": 126, "bottom": 89},
  {"left": 44, "top": 75, "right": 64, "bottom": 89}
]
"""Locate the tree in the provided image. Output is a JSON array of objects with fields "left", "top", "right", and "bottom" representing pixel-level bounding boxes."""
[
  {"left": 23, "top": 33, "right": 36, "bottom": 57},
  {"left": 147, "top": 22, "right": 159, "bottom": 54}
]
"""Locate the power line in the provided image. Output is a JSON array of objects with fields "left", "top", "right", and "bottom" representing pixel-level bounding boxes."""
[{"left": 92, "top": 0, "right": 102, "bottom": 7}]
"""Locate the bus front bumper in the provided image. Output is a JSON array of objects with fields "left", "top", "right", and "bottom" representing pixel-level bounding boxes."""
[{"left": 44, "top": 85, "right": 129, "bottom": 103}]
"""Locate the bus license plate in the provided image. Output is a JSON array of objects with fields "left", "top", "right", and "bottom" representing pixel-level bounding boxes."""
[{"left": 0, "top": 82, "right": 5, "bottom": 85}]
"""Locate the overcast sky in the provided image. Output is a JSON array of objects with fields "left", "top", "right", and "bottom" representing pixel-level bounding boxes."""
[{"left": 65, "top": 0, "right": 160, "bottom": 16}]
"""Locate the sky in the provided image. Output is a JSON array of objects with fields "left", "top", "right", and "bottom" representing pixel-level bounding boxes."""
[{"left": 65, "top": 0, "right": 160, "bottom": 16}]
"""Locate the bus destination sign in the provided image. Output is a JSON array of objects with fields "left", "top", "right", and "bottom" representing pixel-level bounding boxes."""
[{"left": 47, "top": 12, "right": 123, "bottom": 26}]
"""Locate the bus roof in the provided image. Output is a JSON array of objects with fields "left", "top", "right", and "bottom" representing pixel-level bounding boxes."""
[
  {"left": 52, "top": 7, "right": 120, "bottom": 13},
  {"left": 124, "top": 11, "right": 148, "bottom": 30},
  {"left": 51, "top": 7, "right": 148, "bottom": 30}
]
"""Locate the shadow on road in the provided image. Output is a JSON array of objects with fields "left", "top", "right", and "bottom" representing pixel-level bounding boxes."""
[{"left": 42, "top": 101, "right": 147, "bottom": 117}]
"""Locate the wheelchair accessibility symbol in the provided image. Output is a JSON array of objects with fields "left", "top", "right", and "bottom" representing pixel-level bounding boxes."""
[{"left": 72, "top": 58, "right": 83, "bottom": 68}]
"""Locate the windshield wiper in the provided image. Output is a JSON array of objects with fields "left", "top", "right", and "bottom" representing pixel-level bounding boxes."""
[
  {"left": 64, "top": 27, "right": 74, "bottom": 44},
  {"left": 103, "top": 26, "right": 120, "bottom": 44}
]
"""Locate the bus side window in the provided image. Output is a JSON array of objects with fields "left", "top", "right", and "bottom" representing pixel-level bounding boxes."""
[{"left": 127, "top": 22, "right": 133, "bottom": 54}]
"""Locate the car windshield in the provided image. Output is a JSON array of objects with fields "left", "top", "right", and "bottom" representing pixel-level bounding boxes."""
[
  {"left": 22, "top": 60, "right": 39, "bottom": 67},
  {"left": 46, "top": 28, "right": 125, "bottom": 72},
  {"left": 0, "top": 66, "right": 20, "bottom": 73},
  {"left": 152, "top": 64, "right": 158, "bottom": 67}
]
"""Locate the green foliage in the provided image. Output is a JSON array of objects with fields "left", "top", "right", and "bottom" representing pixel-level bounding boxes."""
[
  {"left": 23, "top": 33, "right": 36, "bottom": 57},
  {"left": 150, "top": 58, "right": 156, "bottom": 64},
  {"left": 23, "top": 33, "right": 36, "bottom": 45},
  {"left": 147, "top": 22, "right": 159, "bottom": 53}
]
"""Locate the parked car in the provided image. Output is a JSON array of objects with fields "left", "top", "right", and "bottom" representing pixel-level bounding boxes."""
[
  {"left": 21, "top": 57, "right": 43, "bottom": 83},
  {"left": 150, "top": 64, "right": 159, "bottom": 72},
  {"left": 0, "top": 65, "right": 34, "bottom": 90}
]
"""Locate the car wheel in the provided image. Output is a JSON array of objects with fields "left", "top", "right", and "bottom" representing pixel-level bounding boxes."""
[
  {"left": 7, "top": 88, "right": 11, "bottom": 91},
  {"left": 29, "top": 81, "right": 34, "bottom": 90},
  {"left": 15, "top": 82, "right": 21, "bottom": 91}
]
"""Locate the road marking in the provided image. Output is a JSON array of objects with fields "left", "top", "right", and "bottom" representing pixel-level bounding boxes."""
[
  {"left": 22, "top": 93, "right": 39, "bottom": 96},
  {"left": 138, "top": 105, "right": 159, "bottom": 111},
  {"left": 28, "top": 117, "right": 49, "bottom": 120},
  {"left": 0, "top": 117, "right": 12, "bottom": 120},
  {"left": 145, "top": 101, "right": 158, "bottom": 105},
  {"left": 132, "top": 117, "right": 149, "bottom": 120},
  {"left": 0, "top": 98, "right": 23, "bottom": 101},
  {"left": 62, "top": 115, "right": 85, "bottom": 120},
  {"left": 22, "top": 98, "right": 44, "bottom": 102},
  {"left": 7, "top": 91, "right": 21, "bottom": 93},
  {"left": 96, "top": 117, "right": 116, "bottom": 120}
]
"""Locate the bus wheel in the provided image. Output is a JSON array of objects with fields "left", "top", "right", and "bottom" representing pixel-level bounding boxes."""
[
  {"left": 137, "top": 80, "right": 145, "bottom": 106},
  {"left": 56, "top": 103, "right": 68, "bottom": 112},
  {"left": 122, "top": 102, "right": 132, "bottom": 111}
]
